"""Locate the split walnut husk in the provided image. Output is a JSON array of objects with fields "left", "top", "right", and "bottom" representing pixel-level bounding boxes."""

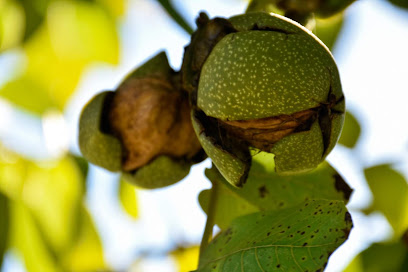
[
  {"left": 109, "top": 76, "right": 201, "bottom": 172},
  {"left": 183, "top": 12, "right": 345, "bottom": 187},
  {"left": 79, "top": 52, "right": 204, "bottom": 189}
]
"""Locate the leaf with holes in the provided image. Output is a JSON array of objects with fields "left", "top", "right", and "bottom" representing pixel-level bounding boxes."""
[
  {"left": 200, "top": 152, "right": 352, "bottom": 230},
  {"left": 196, "top": 199, "right": 352, "bottom": 272}
]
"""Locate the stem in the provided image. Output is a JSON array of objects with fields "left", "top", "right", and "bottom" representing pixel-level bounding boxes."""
[
  {"left": 156, "top": 0, "right": 194, "bottom": 35},
  {"left": 198, "top": 172, "right": 219, "bottom": 263}
]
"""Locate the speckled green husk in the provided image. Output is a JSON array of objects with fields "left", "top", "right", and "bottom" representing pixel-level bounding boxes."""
[
  {"left": 122, "top": 156, "right": 191, "bottom": 189},
  {"left": 79, "top": 91, "right": 122, "bottom": 172},
  {"left": 194, "top": 12, "right": 345, "bottom": 186},
  {"left": 271, "top": 120, "right": 323, "bottom": 174},
  {"left": 192, "top": 112, "right": 249, "bottom": 187},
  {"left": 198, "top": 13, "right": 342, "bottom": 120},
  {"left": 121, "top": 51, "right": 173, "bottom": 85}
]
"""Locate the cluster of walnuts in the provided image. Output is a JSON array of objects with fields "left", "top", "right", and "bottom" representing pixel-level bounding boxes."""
[{"left": 79, "top": 11, "right": 345, "bottom": 189}]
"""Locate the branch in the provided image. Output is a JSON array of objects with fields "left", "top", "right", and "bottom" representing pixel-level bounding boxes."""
[
  {"left": 198, "top": 167, "right": 220, "bottom": 263},
  {"left": 156, "top": 0, "right": 194, "bottom": 35}
]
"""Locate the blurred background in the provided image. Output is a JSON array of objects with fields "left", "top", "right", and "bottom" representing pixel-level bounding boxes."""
[{"left": 0, "top": 0, "right": 408, "bottom": 271}]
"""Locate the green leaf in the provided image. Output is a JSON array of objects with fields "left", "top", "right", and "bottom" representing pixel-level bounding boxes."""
[
  {"left": 0, "top": 150, "right": 85, "bottom": 256},
  {"left": 0, "top": 0, "right": 25, "bottom": 50},
  {"left": 70, "top": 154, "right": 89, "bottom": 192},
  {"left": 199, "top": 180, "right": 258, "bottom": 230},
  {"left": 0, "top": 146, "right": 26, "bottom": 200},
  {"left": 61, "top": 207, "right": 108, "bottom": 271},
  {"left": 171, "top": 246, "right": 200, "bottom": 272},
  {"left": 1, "top": 0, "right": 120, "bottom": 114},
  {"left": 0, "top": 191, "right": 9, "bottom": 268},
  {"left": 0, "top": 146, "right": 106, "bottom": 271},
  {"left": 0, "top": 75, "right": 56, "bottom": 115},
  {"left": 9, "top": 200, "right": 108, "bottom": 272},
  {"left": 364, "top": 165, "right": 408, "bottom": 239},
  {"left": 197, "top": 199, "right": 352, "bottom": 271},
  {"left": 21, "top": 158, "right": 84, "bottom": 254},
  {"left": 18, "top": 0, "right": 51, "bottom": 42},
  {"left": 9, "top": 200, "right": 61, "bottom": 272},
  {"left": 119, "top": 179, "right": 139, "bottom": 219},
  {"left": 344, "top": 240, "right": 408, "bottom": 272},
  {"left": 96, "top": 0, "right": 126, "bottom": 17},
  {"left": 200, "top": 152, "right": 352, "bottom": 229},
  {"left": 338, "top": 111, "right": 361, "bottom": 148},
  {"left": 156, "top": 0, "right": 193, "bottom": 35},
  {"left": 42, "top": 0, "right": 119, "bottom": 65}
]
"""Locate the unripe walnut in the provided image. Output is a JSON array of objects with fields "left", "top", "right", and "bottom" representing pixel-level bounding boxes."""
[
  {"left": 185, "top": 12, "right": 345, "bottom": 187},
  {"left": 79, "top": 52, "right": 204, "bottom": 188}
]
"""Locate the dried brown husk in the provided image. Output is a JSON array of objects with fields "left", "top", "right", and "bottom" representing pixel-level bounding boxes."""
[
  {"left": 108, "top": 77, "right": 202, "bottom": 171},
  {"left": 181, "top": 13, "right": 237, "bottom": 100}
]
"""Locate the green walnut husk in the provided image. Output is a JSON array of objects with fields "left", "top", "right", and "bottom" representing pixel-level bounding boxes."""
[
  {"left": 122, "top": 156, "right": 192, "bottom": 189},
  {"left": 79, "top": 52, "right": 203, "bottom": 188},
  {"left": 79, "top": 91, "right": 122, "bottom": 172},
  {"left": 186, "top": 12, "right": 345, "bottom": 187}
]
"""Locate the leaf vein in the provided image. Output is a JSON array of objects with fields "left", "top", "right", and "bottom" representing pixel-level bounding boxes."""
[
  {"left": 276, "top": 246, "right": 284, "bottom": 272},
  {"left": 255, "top": 248, "right": 265, "bottom": 272},
  {"left": 291, "top": 247, "right": 303, "bottom": 272},
  {"left": 200, "top": 242, "right": 341, "bottom": 268},
  {"left": 308, "top": 247, "right": 320, "bottom": 267},
  {"left": 241, "top": 250, "right": 245, "bottom": 272}
]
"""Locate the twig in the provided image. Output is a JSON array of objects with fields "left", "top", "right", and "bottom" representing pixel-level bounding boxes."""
[
  {"left": 198, "top": 169, "right": 220, "bottom": 264},
  {"left": 156, "top": 0, "right": 194, "bottom": 35}
]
